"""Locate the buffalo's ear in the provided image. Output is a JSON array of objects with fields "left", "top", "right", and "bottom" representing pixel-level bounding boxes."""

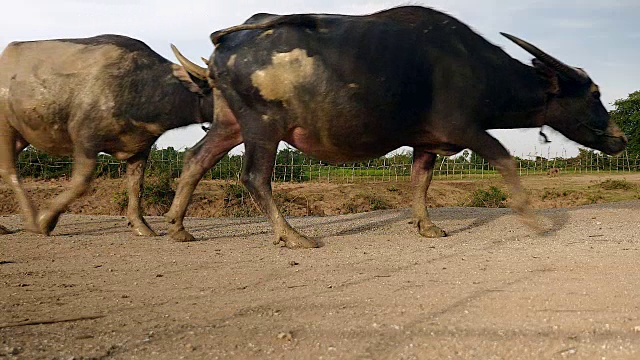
[
  {"left": 532, "top": 59, "right": 560, "bottom": 95},
  {"left": 172, "top": 64, "right": 207, "bottom": 95}
]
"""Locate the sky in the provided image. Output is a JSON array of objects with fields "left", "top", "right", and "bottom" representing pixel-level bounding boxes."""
[{"left": 1, "top": 0, "right": 638, "bottom": 159}]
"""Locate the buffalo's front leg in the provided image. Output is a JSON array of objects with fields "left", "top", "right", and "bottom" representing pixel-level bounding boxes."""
[
  {"left": 466, "top": 130, "right": 541, "bottom": 231},
  {"left": 125, "top": 151, "right": 156, "bottom": 236},
  {"left": 37, "top": 149, "right": 96, "bottom": 235},
  {"left": 411, "top": 148, "right": 446, "bottom": 237},
  {"left": 241, "top": 141, "right": 318, "bottom": 249},
  {"left": 0, "top": 122, "right": 38, "bottom": 233}
]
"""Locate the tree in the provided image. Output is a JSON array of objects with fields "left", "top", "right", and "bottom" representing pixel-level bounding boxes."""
[{"left": 610, "top": 90, "right": 640, "bottom": 156}]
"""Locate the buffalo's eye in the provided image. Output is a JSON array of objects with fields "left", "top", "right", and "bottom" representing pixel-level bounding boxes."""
[{"left": 592, "top": 91, "right": 601, "bottom": 100}]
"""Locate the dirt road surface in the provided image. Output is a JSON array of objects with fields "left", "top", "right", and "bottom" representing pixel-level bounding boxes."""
[{"left": 2, "top": 202, "right": 640, "bottom": 359}]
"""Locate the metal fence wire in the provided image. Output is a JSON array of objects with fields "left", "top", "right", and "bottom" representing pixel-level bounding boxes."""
[{"left": 15, "top": 147, "right": 640, "bottom": 183}]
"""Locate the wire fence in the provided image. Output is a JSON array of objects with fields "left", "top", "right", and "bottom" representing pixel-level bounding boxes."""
[{"left": 14, "top": 147, "right": 640, "bottom": 184}]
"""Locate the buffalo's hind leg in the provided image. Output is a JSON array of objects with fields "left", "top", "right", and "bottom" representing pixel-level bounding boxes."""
[
  {"left": 165, "top": 89, "right": 243, "bottom": 242},
  {"left": 37, "top": 148, "right": 96, "bottom": 235},
  {"left": 0, "top": 122, "right": 38, "bottom": 233},
  {"left": 216, "top": 86, "right": 316, "bottom": 248},
  {"left": 165, "top": 128, "right": 242, "bottom": 242},
  {"left": 125, "top": 150, "right": 156, "bottom": 236},
  {"left": 411, "top": 148, "right": 446, "bottom": 237}
]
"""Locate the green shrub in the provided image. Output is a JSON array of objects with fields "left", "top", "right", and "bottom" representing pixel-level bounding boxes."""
[
  {"left": 113, "top": 189, "right": 128, "bottom": 210},
  {"left": 466, "top": 186, "right": 508, "bottom": 208},
  {"left": 223, "top": 183, "right": 246, "bottom": 203},
  {"left": 113, "top": 175, "right": 176, "bottom": 214},
  {"left": 587, "top": 192, "right": 604, "bottom": 204},
  {"left": 368, "top": 196, "right": 390, "bottom": 211},
  {"left": 222, "top": 183, "right": 260, "bottom": 217},
  {"left": 596, "top": 179, "right": 636, "bottom": 191}
]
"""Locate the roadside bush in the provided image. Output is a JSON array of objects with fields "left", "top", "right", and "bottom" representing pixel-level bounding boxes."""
[
  {"left": 541, "top": 189, "right": 576, "bottom": 200},
  {"left": 595, "top": 179, "right": 636, "bottom": 191},
  {"left": 368, "top": 195, "right": 391, "bottom": 210},
  {"left": 222, "top": 183, "right": 260, "bottom": 217},
  {"left": 341, "top": 193, "right": 391, "bottom": 214},
  {"left": 113, "top": 175, "right": 176, "bottom": 215},
  {"left": 465, "top": 186, "right": 508, "bottom": 208}
]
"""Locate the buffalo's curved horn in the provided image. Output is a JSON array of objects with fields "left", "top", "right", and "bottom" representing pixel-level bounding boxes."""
[
  {"left": 170, "top": 44, "right": 207, "bottom": 81},
  {"left": 500, "top": 32, "right": 589, "bottom": 83},
  {"left": 201, "top": 57, "right": 210, "bottom": 66}
]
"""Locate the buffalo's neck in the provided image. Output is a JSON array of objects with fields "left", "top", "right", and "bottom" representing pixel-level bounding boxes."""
[
  {"left": 484, "top": 62, "right": 548, "bottom": 130},
  {"left": 152, "top": 64, "right": 203, "bottom": 130},
  {"left": 117, "top": 63, "right": 202, "bottom": 131},
  {"left": 162, "top": 81, "right": 203, "bottom": 129}
]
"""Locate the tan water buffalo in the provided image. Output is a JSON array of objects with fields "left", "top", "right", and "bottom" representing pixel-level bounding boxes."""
[{"left": 0, "top": 35, "right": 211, "bottom": 236}]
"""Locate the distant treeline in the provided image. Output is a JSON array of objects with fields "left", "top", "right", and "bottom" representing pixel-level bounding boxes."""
[{"left": 15, "top": 145, "right": 637, "bottom": 182}]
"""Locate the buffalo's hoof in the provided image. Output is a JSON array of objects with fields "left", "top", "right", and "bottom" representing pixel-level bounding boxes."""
[
  {"left": 164, "top": 211, "right": 177, "bottom": 224},
  {"left": 170, "top": 228, "right": 196, "bottom": 242},
  {"left": 37, "top": 211, "right": 60, "bottom": 236},
  {"left": 417, "top": 221, "right": 447, "bottom": 238},
  {"left": 129, "top": 223, "right": 158, "bottom": 237},
  {"left": 128, "top": 220, "right": 158, "bottom": 236},
  {"left": 520, "top": 213, "right": 543, "bottom": 234},
  {"left": 274, "top": 233, "right": 319, "bottom": 249},
  {"left": 23, "top": 222, "right": 40, "bottom": 234}
]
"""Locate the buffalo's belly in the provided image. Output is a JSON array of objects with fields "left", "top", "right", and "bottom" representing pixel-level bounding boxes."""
[
  {"left": 276, "top": 85, "right": 423, "bottom": 162},
  {"left": 242, "top": 87, "right": 425, "bottom": 162},
  {"left": 7, "top": 109, "right": 158, "bottom": 159},
  {"left": 283, "top": 124, "right": 404, "bottom": 164},
  {"left": 8, "top": 117, "right": 74, "bottom": 156}
]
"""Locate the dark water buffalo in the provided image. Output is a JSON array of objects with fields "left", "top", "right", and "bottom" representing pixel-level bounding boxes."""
[
  {"left": 0, "top": 35, "right": 211, "bottom": 236},
  {"left": 167, "top": 6, "right": 626, "bottom": 248}
]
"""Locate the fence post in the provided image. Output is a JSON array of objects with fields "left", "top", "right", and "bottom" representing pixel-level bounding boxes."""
[{"left": 446, "top": 158, "right": 449, "bottom": 178}]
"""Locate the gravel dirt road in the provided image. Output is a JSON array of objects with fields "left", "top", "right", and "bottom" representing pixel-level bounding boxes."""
[{"left": 1, "top": 202, "right": 640, "bottom": 359}]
